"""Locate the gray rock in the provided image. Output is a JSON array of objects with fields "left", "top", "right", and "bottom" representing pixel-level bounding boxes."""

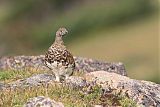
[
  {"left": 9, "top": 74, "right": 55, "bottom": 88},
  {"left": 85, "top": 71, "right": 160, "bottom": 107},
  {"left": 24, "top": 96, "right": 64, "bottom": 107},
  {"left": 8, "top": 75, "right": 88, "bottom": 90},
  {"left": 0, "top": 55, "right": 127, "bottom": 76},
  {"left": 0, "top": 82, "right": 7, "bottom": 90},
  {"left": 65, "top": 76, "right": 87, "bottom": 88}
]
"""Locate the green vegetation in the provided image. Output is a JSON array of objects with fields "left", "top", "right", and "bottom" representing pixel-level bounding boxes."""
[
  {"left": 0, "top": 81, "right": 136, "bottom": 107},
  {"left": 0, "top": 69, "right": 48, "bottom": 83},
  {"left": 120, "top": 96, "right": 137, "bottom": 107},
  {"left": 31, "top": 0, "right": 156, "bottom": 48},
  {"left": 0, "top": 0, "right": 157, "bottom": 51}
]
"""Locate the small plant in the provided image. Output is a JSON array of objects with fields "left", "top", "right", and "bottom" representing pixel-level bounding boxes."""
[
  {"left": 119, "top": 96, "right": 137, "bottom": 107},
  {"left": 73, "top": 70, "right": 85, "bottom": 77}
]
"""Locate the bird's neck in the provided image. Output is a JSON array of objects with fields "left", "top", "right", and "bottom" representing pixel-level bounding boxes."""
[{"left": 54, "top": 36, "right": 64, "bottom": 45}]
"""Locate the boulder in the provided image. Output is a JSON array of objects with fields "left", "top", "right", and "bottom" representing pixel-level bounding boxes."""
[{"left": 85, "top": 71, "right": 160, "bottom": 107}]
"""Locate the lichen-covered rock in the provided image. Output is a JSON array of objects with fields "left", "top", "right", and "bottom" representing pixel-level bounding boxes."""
[
  {"left": 24, "top": 96, "right": 64, "bottom": 107},
  {"left": 9, "top": 74, "right": 55, "bottom": 88},
  {"left": 0, "top": 55, "right": 127, "bottom": 76},
  {"left": 8, "top": 75, "right": 88, "bottom": 90},
  {"left": 0, "top": 83, "right": 8, "bottom": 90},
  {"left": 85, "top": 71, "right": 160, "bottom": 107},
  {"left": 65, "top": 76, "right": 87, "bottom": 88}
]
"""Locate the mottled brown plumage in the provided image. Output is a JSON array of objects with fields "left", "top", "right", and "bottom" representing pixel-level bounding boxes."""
[{"left": 44, "top": 28, "right": 75, "bottom": 82}]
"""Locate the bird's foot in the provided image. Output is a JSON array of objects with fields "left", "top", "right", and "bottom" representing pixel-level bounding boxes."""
[
  {"left": 65, "top": 75, "right": 69, "bottom": 80},
  {"left": 55, "top": 76, "right": 61, "bottom": 82}
]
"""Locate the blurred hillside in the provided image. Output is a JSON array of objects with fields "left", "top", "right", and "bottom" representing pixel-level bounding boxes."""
[{"left": 0, "top": 0, "right": 159, "bottom": 83}]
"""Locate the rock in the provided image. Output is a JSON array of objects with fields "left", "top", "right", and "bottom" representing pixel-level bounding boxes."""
[
  {"left": 7, "top": 75, "right": 88, "bottom": 90},
  {"left": 0, "top": 82, "right": 12, "bottom": 91},
  {"left": 0, "top": 55, "right": 127, "bottom": 76},
  {"left": 65, "top": 76, "right": 87, "bottom": 88},
  {"left": 75, "top": 56, "right": 126, "bottom": 76},
  {"left": 85, "top": 71, "right": 160, "bottom": 107},
  {"left": 24, "top": 96, "right": 64, "bottom": 107},
  {"left": 0, "top": 83, "right": 8, "bottom": 90},
  {"left": 9, "top": 74, "right": 55, "bottom": 88}
]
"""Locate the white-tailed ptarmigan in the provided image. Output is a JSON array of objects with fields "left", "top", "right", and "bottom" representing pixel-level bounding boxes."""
[{"left": 44, "top": 28, "right": 75, "bottom": 82}]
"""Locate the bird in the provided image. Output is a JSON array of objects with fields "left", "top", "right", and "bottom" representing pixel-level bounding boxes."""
[{"left": 44, "top": 27, "right": 75, "bottom": 82}]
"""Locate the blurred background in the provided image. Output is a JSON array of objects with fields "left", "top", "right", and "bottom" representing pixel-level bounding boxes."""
[{"left": 0, "top": 0, "right": 159, "bottom": 83}]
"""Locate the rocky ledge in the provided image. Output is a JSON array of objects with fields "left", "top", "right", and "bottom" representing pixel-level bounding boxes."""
[
  {"left": 1, "top": 71, "right": 159, "bottom": 106},
  {"left": 0, "top": 55, "right": 126, "bottom": 76},
  {"left": 0, "top": 55, "right": 159, "bottom": 106}
]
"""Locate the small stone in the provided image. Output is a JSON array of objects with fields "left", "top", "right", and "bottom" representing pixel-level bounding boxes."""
[
  {"left": 23, "top": 96, "right": 64, "bottom": 107},
  {"left": 0, "top": 83, "right": 8, "bottom": 90},
  {"left": 94, "top": 105, "right": 103, "bottom": 107}
]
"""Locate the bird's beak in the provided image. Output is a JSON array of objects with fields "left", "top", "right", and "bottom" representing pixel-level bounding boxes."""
[{"left": 63, "top": 31, "right": 68, "bottom": 37}]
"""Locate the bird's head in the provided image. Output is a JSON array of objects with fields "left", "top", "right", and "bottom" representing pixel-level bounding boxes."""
[{"left": 56, "top": 27, "right": 68, "bottom": 37}]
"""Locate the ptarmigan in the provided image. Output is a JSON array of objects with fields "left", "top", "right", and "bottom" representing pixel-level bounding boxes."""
[{"left": 44, "top": 28, "right": 75, "bottom": 82}]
